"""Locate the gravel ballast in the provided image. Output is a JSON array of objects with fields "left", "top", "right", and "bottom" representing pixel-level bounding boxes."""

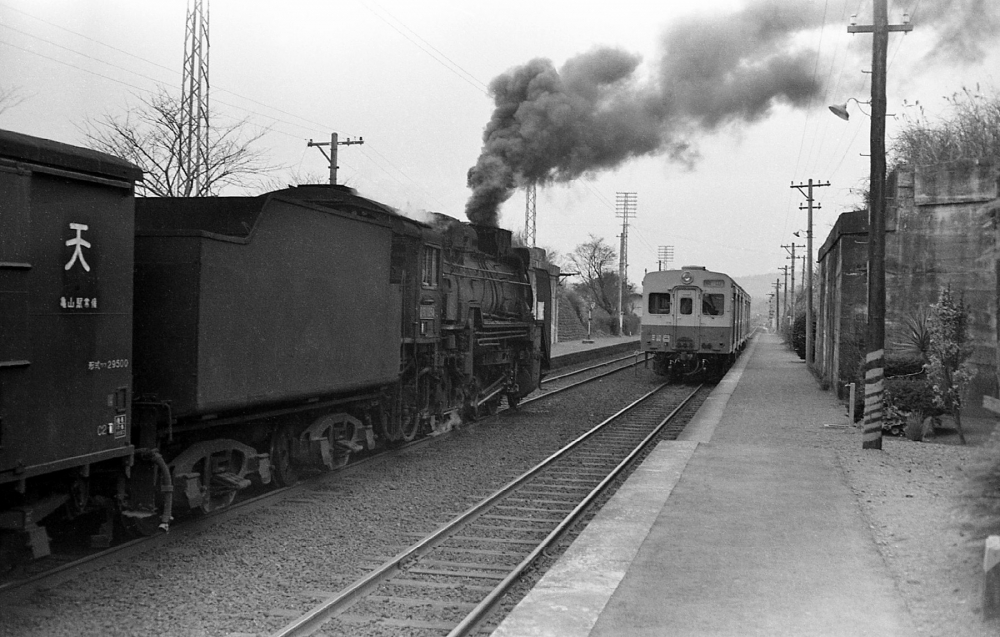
[
  {"left": 4, "top": 365, "right": 1000, "bottom": 636},
  {"left": 0, "top": 371, "right": 660, "bottom": 637}
]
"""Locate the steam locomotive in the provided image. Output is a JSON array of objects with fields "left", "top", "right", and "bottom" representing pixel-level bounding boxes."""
[
  {"left": 0, "top": 129, "right": 557, "bottom": 563},
  {"left": 640, "top": 266, "right": 751, "bottom": 380}
]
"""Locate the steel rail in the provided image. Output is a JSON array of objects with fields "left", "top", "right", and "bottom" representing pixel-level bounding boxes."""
[
  {"left": 270, "top": 382, "right": 701, "bottom": 637},
  {"left": 448, "top": 383, "right": 702, "bottom": 637},
  {"left": 541, "top": 351, "right": 640, "bottom": 384},
  {"left": 518, "top": 357, "right": 643, "bottom": 408}
]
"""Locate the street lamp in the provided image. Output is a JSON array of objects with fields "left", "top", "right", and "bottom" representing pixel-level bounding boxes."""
[{"left": 828, "top": 97, "right": 871, "bottom": 121}]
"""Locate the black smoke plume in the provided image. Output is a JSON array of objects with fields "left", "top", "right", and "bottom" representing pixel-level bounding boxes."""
[
  {"left": 465, "top": 2, "right": 826, "bottom": 226},
  {"left": 465, "top": 0, "right": 1000, "bottom": 226},
  {"left": 913, "top": 0, "right": 1000, "bottom": 63}
]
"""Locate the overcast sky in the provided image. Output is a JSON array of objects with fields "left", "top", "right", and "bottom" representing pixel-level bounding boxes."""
[{"left": 2, "top": 0, "right": 998, "bottom": 283}]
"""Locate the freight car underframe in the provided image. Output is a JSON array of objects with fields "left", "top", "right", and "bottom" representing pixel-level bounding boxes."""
[{"left": 123, "top": 384, "right": 403, "bottom": 535}]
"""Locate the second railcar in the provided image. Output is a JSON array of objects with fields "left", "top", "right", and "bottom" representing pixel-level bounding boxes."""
[{"left": 640, "top": 266, "right": 750, "bottom": 380}]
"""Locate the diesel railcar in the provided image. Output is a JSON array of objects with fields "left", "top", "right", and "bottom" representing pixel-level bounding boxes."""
[
  {"left": 0, "top": 129, "right": 557, "bottom": 564},
  {"left": 640, "top": 266, "right": 751, "bottom": 380}
]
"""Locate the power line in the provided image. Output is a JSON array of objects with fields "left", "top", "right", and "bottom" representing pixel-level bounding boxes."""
[
  {"left": 356, "top": 0, "right": 490, "bottom": 96},
  {"left": 0, "top": 19, "right": 442, "bottom": 206}
]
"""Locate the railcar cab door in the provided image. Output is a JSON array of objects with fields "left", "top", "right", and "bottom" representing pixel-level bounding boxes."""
[{"left": 672, "top": 284, "right": 701, "bottom": 351}]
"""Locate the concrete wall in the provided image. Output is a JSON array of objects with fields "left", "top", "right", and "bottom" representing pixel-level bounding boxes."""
[
  {"left": 886, "top": 162, "right": 999, "bottom": 410},
  {"left": 816, "top": 161, "right": 1000, "bottom": 411},
  {"left": 817, "top": 209, "right": 869, "bottom": 398}
]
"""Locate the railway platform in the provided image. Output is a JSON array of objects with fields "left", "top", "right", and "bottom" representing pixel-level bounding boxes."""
[
  {"left": 493, "top": 331, "right": 917, "bottom": 636},
  {"left": 549, "top": 335, "right": 641, "bottom": 369}
]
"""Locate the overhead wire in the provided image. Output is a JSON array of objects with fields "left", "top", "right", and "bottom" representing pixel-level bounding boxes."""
[{"left": 355, "top": 0, "right": 490, "bottom": 96}]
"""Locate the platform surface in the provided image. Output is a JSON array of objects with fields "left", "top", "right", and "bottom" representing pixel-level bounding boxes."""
[{"left": 493, "top": 332, "right": 916, "bottom": 637}]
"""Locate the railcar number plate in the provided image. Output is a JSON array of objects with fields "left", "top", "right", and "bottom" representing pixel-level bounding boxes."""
[{"left": 99, "top": 415, "right": 127, "bottom": 438}]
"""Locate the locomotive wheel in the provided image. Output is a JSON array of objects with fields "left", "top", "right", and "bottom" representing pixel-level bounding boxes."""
[
  {"left": 270, "top": 426, "right": 300, "bottom": 487},
  {"left": 506, "top": 392, "right": 520, "bottom": 410},
  {"left": 328, "top": 425, "right": 351, "bottom": 469},
  {"left": 170, "top": 440, "right": 257, "bottom": 514},
  {"left": 306, "top": 414, "right": 357, "bottom": 469}
]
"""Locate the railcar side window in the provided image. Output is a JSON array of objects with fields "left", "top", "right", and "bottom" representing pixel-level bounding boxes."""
[
  {"left": 648, "top": 293, "right": 671, "bottom": 314},
  {"left": 422, "top": 246, "right": 440, "bottom": 287},
  {"left": 703, "top": 293, "right": 724, "bottom": 316},
  {"left": 679, "top": 297, "right": 693, "bottom": 315}
]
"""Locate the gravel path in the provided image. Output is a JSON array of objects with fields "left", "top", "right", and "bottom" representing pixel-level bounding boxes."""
[{"left": 835, "top": 424, "right": 1000, "bottom": 636}]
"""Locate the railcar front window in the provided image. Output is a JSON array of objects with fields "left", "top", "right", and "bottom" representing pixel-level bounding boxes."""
[
  {"left": 422, "top": 247, "right": 440, "bottom": 287},
  {"left": 648, "top": 293, "right": 671, "bottom": 314},
  {"left": 680, "top": 297, "right": 693, "bottom": 315},
  {"left": 703, "top": 294, "right": 724, "bottom": 316}
]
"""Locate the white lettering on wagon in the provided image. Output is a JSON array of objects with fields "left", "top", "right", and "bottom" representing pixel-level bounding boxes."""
[
  {"left": 88, "top": 359, "right": 130, "bottom": 371},
  {"left": 61, "top": 296, "right": 98, "bottom": 310},
  {"left": 65, "top": 223, "right": 92, "bottom": 272}
]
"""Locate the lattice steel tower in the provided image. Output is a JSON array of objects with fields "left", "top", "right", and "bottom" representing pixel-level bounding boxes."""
[
  {"left": 181, "top": 0, "right": 210, "bottom": 196},
  {"left": 615, "top": 192, "right": 637, "bottom": 334},
  {"left": 524, "top": 183, "right": 537, "bottom": 247}
]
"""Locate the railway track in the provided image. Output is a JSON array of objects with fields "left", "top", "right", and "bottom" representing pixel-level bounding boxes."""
[
  {"left": 541, "top": 352, "right": 641, "bottom": 385},
  {"left": 523, "top": 350, "right": 644, "bottom": 404},
  {"left": 0, "top": 350, "right": 644, "bottom": 601},
  {"left": 270, "top": 381, "right": 704, "bottom": 637}
]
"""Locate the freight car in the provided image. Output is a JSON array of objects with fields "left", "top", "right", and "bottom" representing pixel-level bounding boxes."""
[
  {"left": 0, "top": 129, "right": 556, "bottom": 563},
  {"left": 640, "top": 266, "right": 750, "bottom": 380},
  {"left": 0, "top": 129, "right": 141, "bottom": 562}
]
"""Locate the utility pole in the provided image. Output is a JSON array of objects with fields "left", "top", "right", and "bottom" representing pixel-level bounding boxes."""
[
  {"left": 781, "top": 242, "right": 804, "bottom": 335},
  {"left": 615, "top": 192, "right": 637, "bottom": 335},
  {"left": 307, "top": 133, "right": 365, "bottom": 185},
  {"left": 525, "top": 183, "right": 537, "bottom": 247},
  {"left": 779, "top": 265, "right": 790, "bottom": 333},
  {"left": 849, "top": 1, "right": 912, "bottom": 450},
  {"left": 791, "top": 179, "right": 830, "bottom": 365},
  {"left": 180, "top": 0, "right": 209, "bottom": 196},
  {"left": 774, "top": 279, "right": 782, "bottom": 333},
  {"left": 658, "top": 245, "right": 674, "bottom": 271}
]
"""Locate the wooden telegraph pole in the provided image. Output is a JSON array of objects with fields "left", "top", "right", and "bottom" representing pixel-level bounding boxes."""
[
  {"left": 849, "top": 1, "right": 912, "bottom": 450},
  {"left": 307, "top": 133, "right": 365, "bottom": 185},
  {"left": 791, "top": 179, "right": 830, "bottom": 365}
]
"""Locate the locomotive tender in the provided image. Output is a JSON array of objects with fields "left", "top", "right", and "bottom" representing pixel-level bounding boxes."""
[
  {"left": 0, "top": 129, "right": 556, "bottom": 562},
  {"left": 640, "top": 266, "right": 751, "bottom": 380}
]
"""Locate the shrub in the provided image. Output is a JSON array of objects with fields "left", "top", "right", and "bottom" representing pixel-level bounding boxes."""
[
  {"left": 883, "top": 377, "right": 938, "bottom": 437},
  {"left": 885, "top": 354, "right": 926, "bottom": 378},
  {"left": 792, "top": 312, "right": 806, "bottom": 359},
  {"left": 791, "top": 312, "right": 815, "bottom": 360}
]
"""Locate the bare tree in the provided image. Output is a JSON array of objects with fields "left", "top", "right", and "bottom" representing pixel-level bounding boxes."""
[
  {"left": 568, "top": 235, "right": 620, "bottom": 317},
  {"left": 0, "top": 85, "right": 27, "bottom": 117},
  {"left": 81, "top": 86, "right": 278, "bottom": 197}
]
